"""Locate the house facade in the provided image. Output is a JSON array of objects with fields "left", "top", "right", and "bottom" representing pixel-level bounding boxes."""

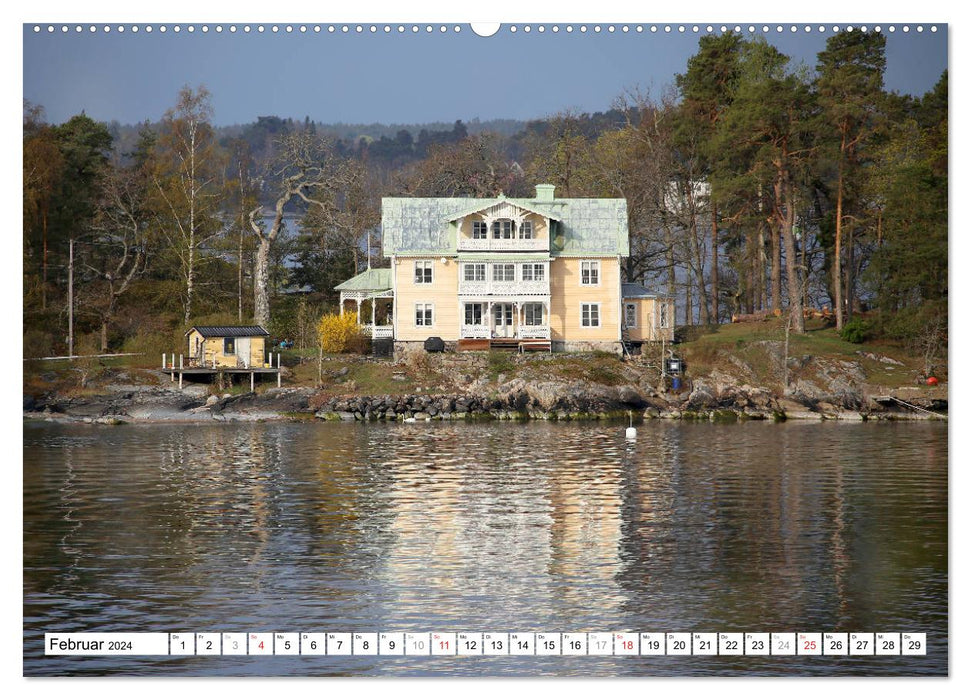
[{"left": 338, "top": 185, "right": 674, "bottom": 354}]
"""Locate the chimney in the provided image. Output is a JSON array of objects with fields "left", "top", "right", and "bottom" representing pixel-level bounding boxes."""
[{"left": 535, "top": 184, "right": 555, "bottom": 202}]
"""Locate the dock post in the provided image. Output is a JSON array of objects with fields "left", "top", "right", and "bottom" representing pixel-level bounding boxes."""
[
  {"left": 180, "top": 354, "right": 183, "bottom": 370},
  {"left": 277, "top": 353, "right": 282, "bottom": 388},
  {"left": 250, "top": 371, "right": 254, "bottom": 393},
  {"left": 179, "top": 372, "right": 183, "bottom": 390}
]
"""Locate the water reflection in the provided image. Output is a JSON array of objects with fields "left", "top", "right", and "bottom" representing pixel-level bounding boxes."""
[{"left": 23, "top": 421, "right": 947, "bottom": 676}]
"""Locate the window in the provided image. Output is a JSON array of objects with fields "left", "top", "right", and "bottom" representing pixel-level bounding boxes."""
[
  {"left": 492, "top": 263, "right": 515, "bottom": 282},
  {"left": 659, "top": 302, "right": 669, "bottom": 329},
  {"left": 223, "top": 337, "right": 236, "bottom": 354},
  {"left": 581, "top": 260, "right": 600, "bottom": 286},
  {"left": 521, "top": 263, "right": 545, "bottom": 282},
  {"left": 463, "top": 263, "right": 486, "bottom": 282},
  {"left": 472, "top": 221, "right": 488, "bottom": 239},
  {"left": 521, "top": 221, "right": 533, "bottom": 239},
  {"left": 524, "top": 303, "right": 544, "bottom": 326},
  {"left": 464, "top": 303, "right": 484, "bottom": 325},
  {"left": 581, "top": 303, "right": 601, "bottom": 328},
  {"left": 492, "top": 220, "right": 513, "bottom": 239},
  {"left": 415, "top": 303, "right": 433, "bottom": 327},
  {"left": 414, "top": 260, "right": 433, "bottom": 284},
  {"left": 624, "top": 303, "right": 638, "bottom": 329}
]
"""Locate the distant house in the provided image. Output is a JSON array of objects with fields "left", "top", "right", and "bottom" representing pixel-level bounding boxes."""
[
  {"left": 185, "top": 326, "right": 271, "bottom": 369},
  {"left": 336, "top": 184, "right": 675, "bottom": 353}
]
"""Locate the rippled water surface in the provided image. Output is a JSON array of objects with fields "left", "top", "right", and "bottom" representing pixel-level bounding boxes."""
[{"left": 23, "top": 420, "right": 947, "bottom": 676}]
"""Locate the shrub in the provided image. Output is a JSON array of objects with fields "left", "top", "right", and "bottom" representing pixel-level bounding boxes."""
[
  {"left": 839, "top": 319, "right": 872, "bottom": 344},
  {"left": 317, "top": 312, "right": 365, "bottom": 354}
]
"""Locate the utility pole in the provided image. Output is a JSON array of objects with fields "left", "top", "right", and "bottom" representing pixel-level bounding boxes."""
[{"left": 68, "top": 237, "right": 74, "bottom": 359}]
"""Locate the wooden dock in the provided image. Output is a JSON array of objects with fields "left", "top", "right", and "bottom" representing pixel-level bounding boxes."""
[{"left": 162, "top": 353, "right": 282, "bottom": 390}]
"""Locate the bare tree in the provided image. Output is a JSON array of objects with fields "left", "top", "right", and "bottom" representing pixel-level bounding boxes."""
[
  {"left": 249, "top": 133, "right": 358, "bottom": 327},
  {"left": 80, "top": 166, "right": 148, "bottom": 351}
]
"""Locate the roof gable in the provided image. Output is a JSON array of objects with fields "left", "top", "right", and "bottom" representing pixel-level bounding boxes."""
[{"left": 445, "top": 196, "right": 561, "bottom": 223}]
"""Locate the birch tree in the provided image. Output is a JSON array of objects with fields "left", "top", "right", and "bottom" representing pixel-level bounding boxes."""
[{"left": 151, "top": 86, "right": 225, "bottom": 325}]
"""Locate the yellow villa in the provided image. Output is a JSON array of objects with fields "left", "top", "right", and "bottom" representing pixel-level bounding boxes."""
[{"left": 337, "top": 185, "right": 674, "bottom": 354}]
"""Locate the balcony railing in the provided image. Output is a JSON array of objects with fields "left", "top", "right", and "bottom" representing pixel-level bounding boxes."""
[
  {"left": 458, "top": 237, "right": 549, "bottom": 252},
  {"left": 517, "top": 325, "right": 551, "bottom": 340},
  {"left": 362, "top": 324, "right": 393, "bottom": 339},
  {"left": 459, "top": 324, "right": 491, "bottom": 339},
  {"left": 458, "top": 324, "right": 551, "bottom": 340},
  {"left": 458, "top": 279, "right": 550, "bottom": 296}
]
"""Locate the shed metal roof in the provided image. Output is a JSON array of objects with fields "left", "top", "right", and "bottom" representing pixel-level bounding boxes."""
[
  {"left": 382, "top": 195, "right": 628, "bottom": 257},
  {"left": 186, "top": 325, "right": 270, "bottom": 338}
]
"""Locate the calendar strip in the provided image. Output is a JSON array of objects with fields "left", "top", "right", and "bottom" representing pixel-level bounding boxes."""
[{"left": 44, "top": 632, "right": 927, "bottom": 656}]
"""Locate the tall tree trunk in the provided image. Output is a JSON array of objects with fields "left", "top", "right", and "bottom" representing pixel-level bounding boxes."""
[
  {"left": 254, "top": 238, "right": 271, "bottom": 327},
  {"left": 710, "top": 206, "right": 719, "bottom": 323},
  {"left": 685, "top": 279, "right": 692, "bottom": 326},
  {"left": 41, "top": 207, "right": 48, "bottom": 310},
  {"left": 846, "top": 226, "right": 855, "bottom": 321},
  {"left": 833, "top": 161, "right": 845, "bottom": 329},
  {"left": 757, "top": 221, "right": 767, "bottom": 311},
  {"left": 688, "top": 220, "right": 710, "bottom": 325},
  {"left": 780, "top": 175, "right": 805, "bottom": 333},
  {"left": 770, "top": 218, "right": 781, "bottom": 313},
  {"left": 238, "top": 228, "right": 244, "bottom": 321},
  {"left": 184, "top": 242, "right": 194, "bottom": 325}
]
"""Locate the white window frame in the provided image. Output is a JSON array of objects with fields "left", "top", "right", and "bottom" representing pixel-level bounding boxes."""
[
  {"left": 521, "top": 221, "right": 533, "bottom": 239},
  {"left": 492, "top": 219, "right": 514, "bottom": 239},
  {"left": 659, "top": 301, "right": 670, "bottom": 329},
  {"left": 492, "top": 263, "right": 516, "bottom": 282},
  {"left": 415, "top": 302, "right": 434, "bottom": 327},
  {"left": 414, "top": 260, "right": 433, "bottom": 284},
  {"left": 464, "top": 302, "right": 484, "bottom": 325},
  {"left": 521, "top": 263, "right": 545, "bottom": 282},
  {"left": 463, "top": 263, "right": 486, "bottom": 282},
  {"left": 624, "top": 302, "right": 638, "bottom": 329},
  {"left": 472, "top": 221, "right": 488, "bottom": 239},
  {"left": 523, "top": 302, "right": 544, "bottom": 326},
  {"left": 580, "top": 302, "right": 601, "bottom": 328},
  {"left": 580, "top": 260, "right": 600, "bottom": 286}
]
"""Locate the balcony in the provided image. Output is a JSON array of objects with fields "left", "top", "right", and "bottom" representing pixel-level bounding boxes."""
[
  {"left": 458, "top": 236, "right": 549, "bottom": 252},
  {"left": 457, "top": 279, "right": 550, "bottom": 296}
]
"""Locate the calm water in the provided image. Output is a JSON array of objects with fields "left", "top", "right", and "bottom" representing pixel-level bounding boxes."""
[{"left": 23, "top": 420, "right": 947, "bottom": 676}]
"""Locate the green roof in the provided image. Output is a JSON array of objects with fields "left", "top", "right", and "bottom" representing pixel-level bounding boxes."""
[
  {"left": 382, "top": 196, "right": 629, "bottom": 257},
  {"left": 334, "top": 267, "right": 392, "bottom": 292}
]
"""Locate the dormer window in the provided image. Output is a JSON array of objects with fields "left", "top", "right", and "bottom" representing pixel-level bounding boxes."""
[
  {"left": 521, "top": 221, "right": 533, "bottom": 239},
  {"left": 492, "top": 220, "right": 514, "bottom": 239}
]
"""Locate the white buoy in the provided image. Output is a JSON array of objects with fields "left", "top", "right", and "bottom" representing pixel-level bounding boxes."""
[{"left": 625, "top": 412, "right": 637, "bottom": 440}]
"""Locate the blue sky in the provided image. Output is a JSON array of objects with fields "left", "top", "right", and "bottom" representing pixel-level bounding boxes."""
[{"left": 23, "top": 23, "right": 947, "bottom": 126}]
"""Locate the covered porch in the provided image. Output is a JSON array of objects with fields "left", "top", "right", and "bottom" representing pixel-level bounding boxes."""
[
  {"left": 458, "top": 298, "right": 551, "bottom": 350},
  {"left": 334, "top": 268, "right": 394, "bottom": 339}
]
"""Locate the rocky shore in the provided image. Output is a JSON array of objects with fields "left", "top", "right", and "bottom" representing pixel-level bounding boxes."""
[{"left": 23, "top": 374, "right": 947, "bottom": 425}]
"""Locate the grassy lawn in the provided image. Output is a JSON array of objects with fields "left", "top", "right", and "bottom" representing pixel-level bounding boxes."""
[{"left": 677, "top": 319, "right": 924, "bottom": 390}]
